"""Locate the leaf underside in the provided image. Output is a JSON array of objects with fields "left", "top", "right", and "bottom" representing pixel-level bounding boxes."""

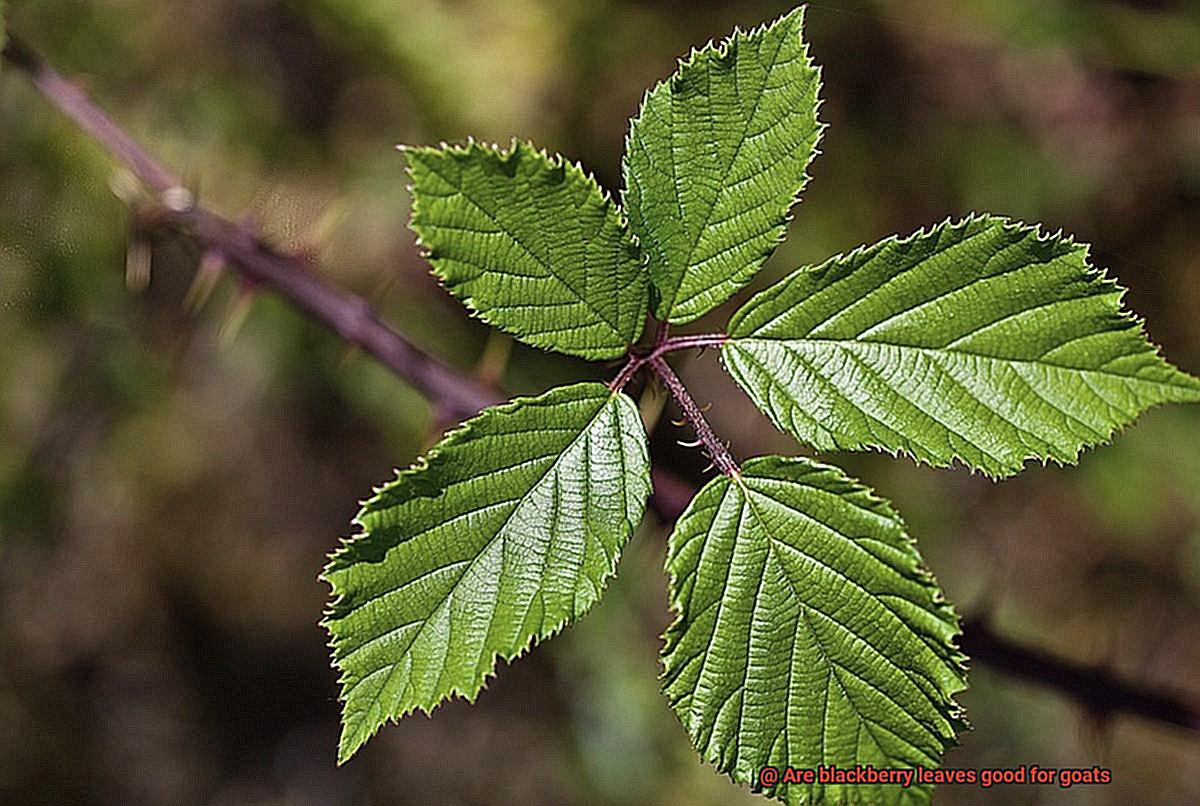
[
  {"left": 663, "top": 456, "right": 966, "bottom": 806},
  {"left": 623, "top": 6, "right": 823, "bottom": 324},
  {"left": 723, "top": 215, "right": 1200, "bottom": 477},
  {"left": 324, "top": 383, "right": 651, "bottom": 763},
  {"left": 406, "top": 141, "right": 648, "bottom": 360}
]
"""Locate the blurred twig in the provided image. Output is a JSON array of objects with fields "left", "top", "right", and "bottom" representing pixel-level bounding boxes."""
[
  {"left": 2, "top": 34, "right": 499, "bottom": 423},
  {"left": 5, "top": 31, "right": 1198, "bottom": 739},
  {"left": 960, "top": 617, "right": 1200, "bottom": 734}
]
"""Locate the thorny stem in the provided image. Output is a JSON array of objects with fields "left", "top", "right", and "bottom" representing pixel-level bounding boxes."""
[
  {"left": 649, "top": 355, "right": 739, "bottom": 477},
  {"left": 6, "top": 28, "right": 1199, "bottom": 734},
  {"left": 1, "top": 35, "right": 499, "bottom": 421}
]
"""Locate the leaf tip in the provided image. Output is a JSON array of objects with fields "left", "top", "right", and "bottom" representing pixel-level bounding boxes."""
[{"left": 335, "top": 718, "right": 371, "bottom": 766}]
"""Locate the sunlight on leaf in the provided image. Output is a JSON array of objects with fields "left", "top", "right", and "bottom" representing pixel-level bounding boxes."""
[
  {"left": 663, "top": 456, "right": 966, "bottom": 805},
  {"left": 724, "top": 215, "right": 1200, "bottom": 477},
  {"left": 324, "top": 383, "right": 651, "bottom": 762}
]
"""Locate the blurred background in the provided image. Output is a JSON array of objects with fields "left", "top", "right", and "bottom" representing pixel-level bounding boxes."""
[{"left": 2, "top": 0, "right": 1200, "bottom": 803}]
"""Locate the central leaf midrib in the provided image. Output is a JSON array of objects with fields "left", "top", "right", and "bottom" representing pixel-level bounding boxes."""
[
  {"left": 421, "top": 157, "right": 628, "bottom": 338},
  {"left": 730, "top": 335, "right": 1191, "bottom": 390},
  {"left": 343, "top": 395, "right": 614, "bottom": 706},
  {"left": 801, "top": 607, "right": 942, "bottom": 772},
  {"left": 666, "top": 28, "right": 791, "bottom": 316},
  {"left": 743, "top": 487, "right": 949, "bottom": 717}
]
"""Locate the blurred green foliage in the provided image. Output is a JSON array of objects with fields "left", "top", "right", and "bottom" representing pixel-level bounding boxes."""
[{"left": 2, "top": 1, "right": 1200, "bottom": 804}]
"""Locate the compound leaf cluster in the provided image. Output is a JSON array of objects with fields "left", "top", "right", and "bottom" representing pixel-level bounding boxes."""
[{"left": 323, "top": 5, "right": 1200, "bottom": 803}]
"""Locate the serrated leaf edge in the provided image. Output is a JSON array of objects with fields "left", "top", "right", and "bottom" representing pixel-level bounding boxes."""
[
  {"left": 321, "top": 384, "right": 648, "bottom": 763},
  {"left": 722, "top": 213, "right": 1200, "bottom": 478},
  {"left": 659, "top": 455, "right": 969, "bottom": 804},
  {"left": 402, "top": 138, "right": 650, "bottom": 359},
  {"left": 621, "top": 5, "right": 828, "bottom": 324}
]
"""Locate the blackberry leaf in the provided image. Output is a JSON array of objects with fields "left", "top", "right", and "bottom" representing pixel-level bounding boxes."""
[
  {"left": 406, "top": 141, "right": 648, "bottom": 360},
  {"left": 623, "top": 7, "right": 823, "bottom": 324},
  {"left": 663, "top": 456, "right": 966, "bottom": 805},
  {"left": 723, "top": 216, "right": 1200, "bottom": 477},
  {"left": 325, "top": 383, "right": 651, "bottom": 762}
]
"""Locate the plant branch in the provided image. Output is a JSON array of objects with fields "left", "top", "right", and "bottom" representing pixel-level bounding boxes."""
[
  {"left": 2, "top": 36, "right": 179, "bottom": 194},
  {"left": 2, "top": 34, "right": 500, "bottom": 421},
  {"left": 960, "top": 617, "right": 1200, "bottom": 733},
  {"left": 648, "top": 356, "right": 739, "bottom": 476},
  {"left": 608, "top": 354, "right": 644, "bottom": 393},
  {"left": 6, "top": 30, "right": 1198, "bottom": 739},
  {"left": 660, "top": 333, "right": 729, "bottom": 352}
]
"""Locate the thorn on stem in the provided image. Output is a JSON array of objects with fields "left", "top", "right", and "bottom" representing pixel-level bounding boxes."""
[
  {"left": 161, "top": 185, "right": 194, "bottom": 213},
  {"left": 125, "top": 236, "right": 152, "bottom": 292},
  {"left": 475, "top": 331, "right": 513, "bottom": 388},
  {"left": 108, "top": 167, "right": 142, "bottom": 204},
  {"left": 219, "top": 285, "right": 258, "bottom": 345},
  {"left": 185, "top": 248, "right": 227, "bottom": 312}
]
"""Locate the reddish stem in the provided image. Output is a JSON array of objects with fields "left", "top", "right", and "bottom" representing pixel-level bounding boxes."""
[
  {"left": 660, "top": 333, "right": 729, "bottom": 352},
  {"left": 649, "top": 355, "right": 739, "bottom": 477},
  {"left": 652, "top": 319, "right": 670, "bottom": 346},
  {"left": 608, "top": 354, "right": 644, "bottom": 392},
  {"left": 608, "top": 332, "right": 728, "bottom": 392}
]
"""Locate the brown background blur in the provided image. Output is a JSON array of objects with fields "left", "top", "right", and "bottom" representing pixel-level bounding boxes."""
[{"left": 2, "top": 1, "right": 1200, "bottom": 804}]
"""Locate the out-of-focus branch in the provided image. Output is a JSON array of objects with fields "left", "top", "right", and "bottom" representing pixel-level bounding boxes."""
[
  {"left": 184, "top": 208, "right": 501, "bottom": 420},
  {"left": 960, "top": 618, "right": 1200, "bottom": 733},
  {"left": 2, "top": 36, "right": 180, "bottom": 194},
  {"left": 2, "top": 34, "right": 500, "bottom": 422},
  {"left": 5, "top": 31, "right": 1198, "bottom": 739}
]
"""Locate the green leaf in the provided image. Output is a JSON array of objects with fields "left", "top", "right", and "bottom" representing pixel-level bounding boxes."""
[
  {"left": 662, "top": 456, "right": 966, "bottom": 806},
  {"left": 723, "top": 216, "right": 1200, "bottom": 477},
  {"left": 324, "top": 382, "right": 651, "bottom": 762},
  {"left": 405, "top": 141, "right": 648, "bottom": 360},
  {"left": 622, "top": 6, "right": 823, "bottom": 324}
]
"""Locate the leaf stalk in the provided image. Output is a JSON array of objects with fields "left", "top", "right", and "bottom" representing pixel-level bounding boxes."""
[{"left": 648, "top": 355, "right": 739, "bottom": 477}]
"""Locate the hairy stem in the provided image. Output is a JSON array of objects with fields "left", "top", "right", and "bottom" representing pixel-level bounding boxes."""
[
  {"left": 609, "top": 355, "right": 644, "bottom": 392},
  {"left": 659, "top": 333, "right": 728, "bottom": 352},
  {"left": 651, "top": 319, "right": 670, "bottom": 346},
  {"left": 649, "top": 356, "right": 739, "bottom": 477}
]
